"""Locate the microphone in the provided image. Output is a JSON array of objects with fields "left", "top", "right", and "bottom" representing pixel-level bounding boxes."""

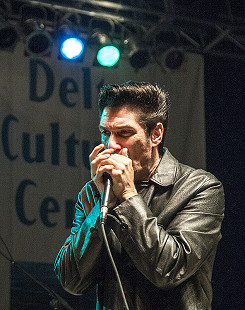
[{"left": 100, "top": 173, "right": 112, "bottom": 224}]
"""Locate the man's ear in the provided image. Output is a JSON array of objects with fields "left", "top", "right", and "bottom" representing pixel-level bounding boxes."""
[{"left": 151, "top": 122, "right": 164, "bottom": 147}]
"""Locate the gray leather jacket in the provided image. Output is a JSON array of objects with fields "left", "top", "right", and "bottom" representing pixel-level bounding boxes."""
[{"left": 54, "top": 149, "right": 225, "bottom": 310}]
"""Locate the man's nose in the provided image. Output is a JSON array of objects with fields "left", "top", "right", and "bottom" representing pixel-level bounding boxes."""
[{"left": 108, "top": 133, "right": 121, "bottom": 150}]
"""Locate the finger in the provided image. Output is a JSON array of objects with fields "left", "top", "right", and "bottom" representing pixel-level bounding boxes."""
[
  {"left": 97, "top": 164, "right": 114, "bottom": 177},
  {"left": 89, "top": 144, "right": 104, "bottom": 162},
  {"left": 91, "top": 148, "right": 115, "bottom": 166},
  {"left": 121, "top": 148, "right": 128, "bottom": 157},
  {"left": 91, "top": 153, "right": 111, "bottom": 168},
  {"left": 99, "top": 148, "right": 115, "bottom": 156},
  {"left": 109, "top": 154, "right": 131, "bottom": 167},
  {"left": 100, "top": 156, "right": 126, "bottom": 171},
  {"left": 93, "top": 148, "right": 115, "bottom": 162}
]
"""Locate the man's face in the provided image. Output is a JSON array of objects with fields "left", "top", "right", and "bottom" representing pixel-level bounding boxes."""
[{"left": 99, "top": 105, "right": 157, "bottom": 181}]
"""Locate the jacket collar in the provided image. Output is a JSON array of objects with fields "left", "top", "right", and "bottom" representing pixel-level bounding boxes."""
[{"left": 150, "top": 148, "right": 179, "bottom": 187}]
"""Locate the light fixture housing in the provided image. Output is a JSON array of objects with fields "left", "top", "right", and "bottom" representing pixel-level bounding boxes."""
[
  {"left": 0, "top": 19, "right": 18, "bottom": 50},
  {"left": 124, "top": 38, "right": 150, "bottom": 70},
  {"left": 163, "top": 47, "right": 185, "bottom": 70},
  {"left": 23, "top": 19, "right": 53, "bottom": 57}
]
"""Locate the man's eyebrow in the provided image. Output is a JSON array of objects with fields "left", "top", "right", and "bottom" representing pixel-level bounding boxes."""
[
  {"left": 99, "top": 124, "right": 134, "bottom": 130},
  {"left": 98, "top": 125, "right": 108, "bottom": 131}
]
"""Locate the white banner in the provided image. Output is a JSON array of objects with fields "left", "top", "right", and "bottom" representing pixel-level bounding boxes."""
[{"left": 0, "top": 42, "right": 205, "bottom": 308}]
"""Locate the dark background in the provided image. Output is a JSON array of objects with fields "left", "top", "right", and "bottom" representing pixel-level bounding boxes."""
[
  {"left": 205, "top": 55, "right": 245, "bottom": 310},
  {"left": 10, "top": 55, "right": 245, "bottom": 310}
]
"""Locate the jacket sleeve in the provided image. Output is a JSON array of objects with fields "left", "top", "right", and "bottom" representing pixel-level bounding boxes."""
[
  {"left": 108, "top": 171, "right": 225, "bottom": 289},
  {"left": 54, "top": 181, "right": 105, "bottom": 295}
]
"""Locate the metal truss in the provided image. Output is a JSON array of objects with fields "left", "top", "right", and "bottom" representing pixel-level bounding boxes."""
[{"left": 1, "top": 0, "right": 245, "bottom": 60}]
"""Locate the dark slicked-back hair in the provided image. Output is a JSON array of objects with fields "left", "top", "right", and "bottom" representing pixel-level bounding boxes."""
[{"left": 98, "top": 81, "right": 170, "bottom": 156}]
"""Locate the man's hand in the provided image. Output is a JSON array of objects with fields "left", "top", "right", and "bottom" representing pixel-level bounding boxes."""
[
  {"left": 89, "top": 145, "right": 137, "bottom": 206},
  {"left": 89, "top": 144, "right": 114, "bottom": 195},
  {"left": 99, "top": 147, "right": 138, "bottom": 203}
]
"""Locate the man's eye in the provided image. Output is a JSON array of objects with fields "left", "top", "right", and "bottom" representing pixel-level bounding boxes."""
[
  {"left": 101, "top": 130, "right": 110, "bottom": 137},
  {"left": 118, "top": 131, "right": 132, "bottom": 137}
]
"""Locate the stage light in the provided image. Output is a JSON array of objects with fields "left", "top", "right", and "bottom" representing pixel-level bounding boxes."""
[
  {"left": 0, "top": 19, "right": 18, "bottom": 50},
  {"left": 60, "top": 37, "right": 84, "bottom": 60},
  {"left": 90, "top": 30, "right": 120, "bottom": 67},
  {"left": 58, "top": 25, "right": 85, "bottom": 61},
  {"left": 129, "top": 48, "right": 150, "bottom": 69},
  {"left": 124, "top": 38, "right": 150, "bottom": 70},
  {"left": 163, "top": 47, "right": 185, "bottom": 70},
  {"left": 23, "top": 19, "right": 52, "bottom": 56},
  {"left": 97, "top": 45, "right": 120, "bottom": 67}
]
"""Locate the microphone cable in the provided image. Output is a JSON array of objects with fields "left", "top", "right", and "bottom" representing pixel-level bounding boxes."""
[
  {"left": 100, "top": 176, "right": 130, "bottom": 310},
  {"left": 100, "top": 222, "right": 130, "bottom": 310}
]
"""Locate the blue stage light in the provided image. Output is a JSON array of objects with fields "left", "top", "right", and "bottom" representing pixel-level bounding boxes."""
[{"left": 60, "top": 37, "right": 84, "bottom": 60}]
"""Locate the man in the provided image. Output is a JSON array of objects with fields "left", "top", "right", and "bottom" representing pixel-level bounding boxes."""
[{"left": 54, "top": 81, "right": 225, "bottom": 310}]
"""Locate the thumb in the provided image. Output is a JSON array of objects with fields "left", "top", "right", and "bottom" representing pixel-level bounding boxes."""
[{"left": 121, "top": 148, "right": 128, "bottom": 157}]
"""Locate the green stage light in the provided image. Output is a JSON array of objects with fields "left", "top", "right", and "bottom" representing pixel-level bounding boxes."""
[{"left": 97, "top": 45, "right": 120, "bottom": 67}]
